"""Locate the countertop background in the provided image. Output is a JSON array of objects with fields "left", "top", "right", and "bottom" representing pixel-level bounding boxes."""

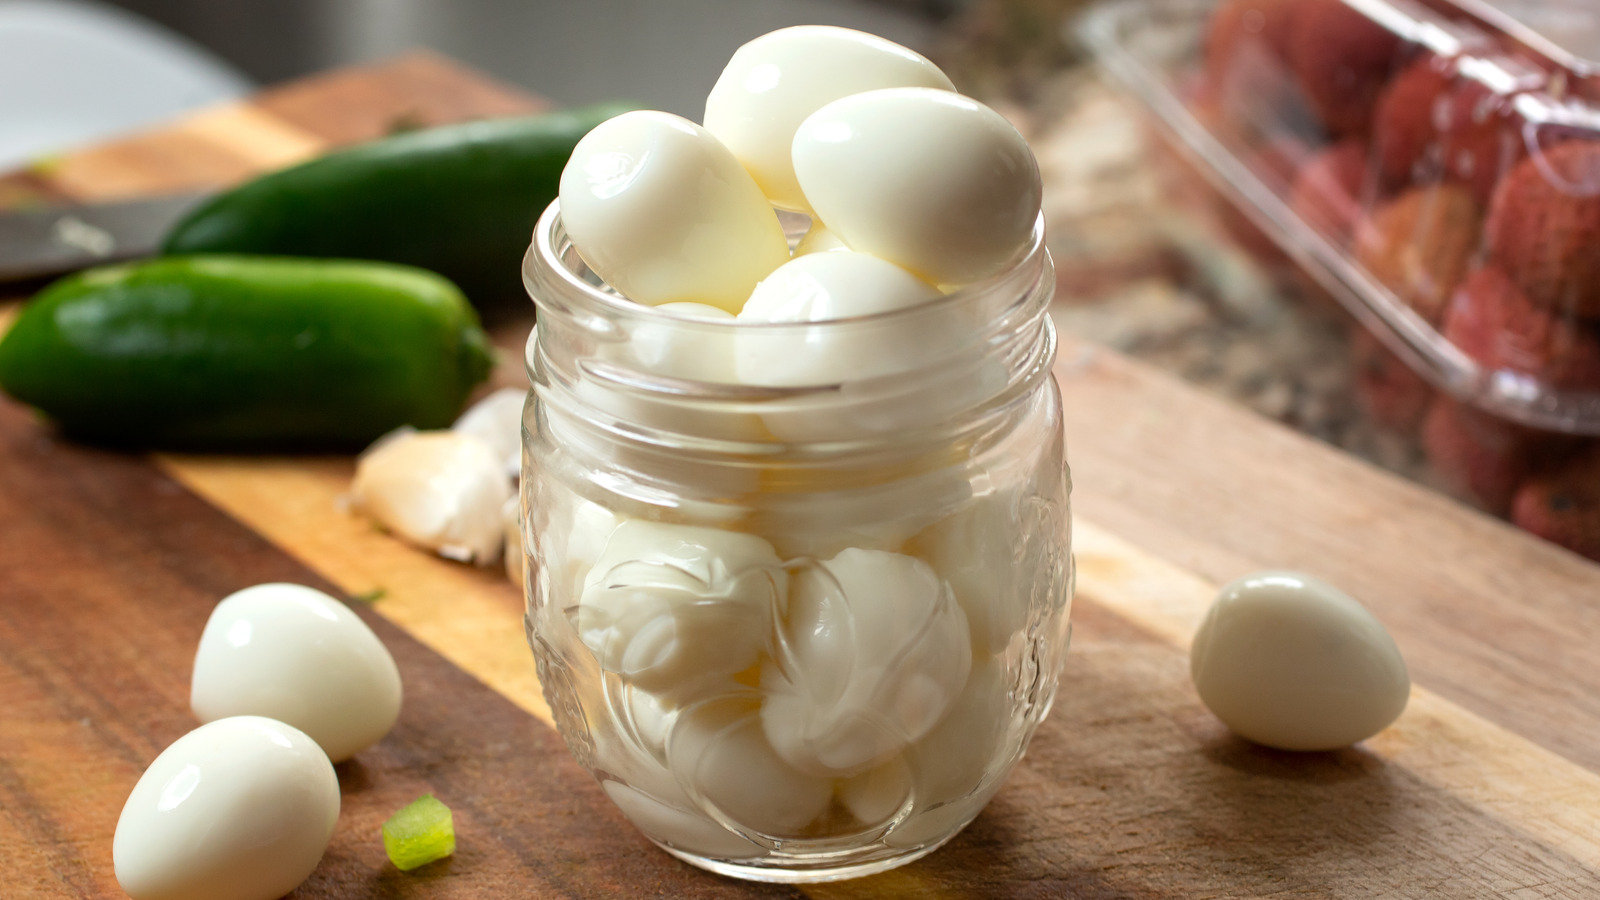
[{"left": 104, "top": 0, "right": 951, "bottom": 117}]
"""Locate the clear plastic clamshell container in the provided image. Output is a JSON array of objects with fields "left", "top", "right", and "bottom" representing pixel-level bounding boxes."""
[{"left": 1077, "top": 0, "right": 1600, "bottom": 436}]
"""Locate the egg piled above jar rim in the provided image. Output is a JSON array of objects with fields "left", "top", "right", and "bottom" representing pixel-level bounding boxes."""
[{"left": 557, "top": 24, "right": 1043, "bottom": 336}]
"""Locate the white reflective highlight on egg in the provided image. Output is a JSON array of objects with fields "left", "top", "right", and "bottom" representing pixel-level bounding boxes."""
[
  {"left": 703, "top": 25, "right": 954, "bottom": 212},
  {"left": 1190, "top": 571, "right": 1411, "bottom": 752},
  {"left": 113, "top": 716, "right": 339, "bottom": 900},
  {"left": 558, "top": 110, "right": 789, "bottom": 313},
  {"left": 577, "top": 520, "right": 785, "bottom": 697},
  {"left": 190, "top": 583, "right": 402, "bottom": 763},
  {"left": 762, "top": 548, "right": 971, "bottom": 776},
  {"left": 793, "top": 88, "right": 1042, "bottom": 286}
]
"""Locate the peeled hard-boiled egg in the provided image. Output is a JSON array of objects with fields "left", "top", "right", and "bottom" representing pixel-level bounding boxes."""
[
  {"left": 603, "top": 781, "right": 764, "bottom": 860},
  {"left": 793, "top": 222, "right": 850, "bottom": 257},
  {"left": 734, "top": 251, "right": 945, "bottom": 393},
  {"left": 350, "top": 429, "right": 514, "bottom": 565},
  {"left": 558, "top": 110, "right": 789, "bottom": 313},
  {"left": 191, "top": 583, "right": 402, "bottom": 763},
  {"left": 554, "top": 498, "right": 621, "bottom": 603},
  {"left": 762, "top": 548, "right": 971, "bottom": 776},
  {"left": 577, "top": 520, "right": 784, "bottom": 697},
  {"left": 667, "top": 695, "right": 833, "bottom": 837},
  {"left": 901, "top": 658, "right": 1010, "bottom": 808},
  {"left": 579, "top": 301, "right": 768, "bottom": 449},
  {"left": 1190, "top": 571, "right": 1411, "bottom": 752},
  {"left": 608, "top": 302, "right": 739, "bottom": 382},
  {"left": 703, "top": 25, "right": 954, "bottom": 211},
  {"left": 114, "top": 716, "right": 340, "bottom": 900},
  {"left": 838, "top": 659, "right": 1010, "bottom": 834},
  {"left": 793, "top": 87, "right": 1041, "bottom": 286},
  {"left": 907, "top": 490, "right": 1031, "bottom": 656}
]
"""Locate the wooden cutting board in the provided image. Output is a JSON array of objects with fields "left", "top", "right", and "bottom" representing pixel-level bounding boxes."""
[{"left": 3, "top": 54, "right": 1599, "bottom": 899}]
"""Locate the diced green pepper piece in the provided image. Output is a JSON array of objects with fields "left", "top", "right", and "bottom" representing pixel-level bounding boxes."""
[{"left": 382, "top": 794, "right": 455, "bottom": 871}]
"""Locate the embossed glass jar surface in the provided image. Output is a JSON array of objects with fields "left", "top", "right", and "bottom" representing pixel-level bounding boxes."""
[{"left": 519, "top": 202, "right": 1073, "bottom": 883}]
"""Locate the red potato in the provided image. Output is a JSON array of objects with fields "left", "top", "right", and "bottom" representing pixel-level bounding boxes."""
[
  {"left": 1511, "top": 445, "right": 1600, "bottom": 563},
  {"left": 1354, "top": 184, "right": 1483, "bottom": 324},
  {"left": 1288, "top": 139, "right": 1368, "bottom": 245},
  {"left": 1350, "top": 328, "right": 1434, "bottom": 432},
  {"left": 1212, "top": 136, "right": 1311, "bottom": 264},
  {"left": 1247, "top": 133, "right": 1310, "bottom": 192},
  {"left": 1202, "top": 0, "right": 1324, "bottom": 144},
  {"left": 1372, "top": 54, "right": 1456, "bottom": 186},
  {"left": 1422, "top": 398, "right": 1577, "bottom": 515},
  {"left": 1371, "top": 52, "right": 1547, "bottom": 203},
  {"left": 1443, "top": 266, "right": 1600, "bottom": 391},
  {"left": 1204, "top": 0, "right": 1298, "bottom": 82},
  {"left": 1484, "top": 140, "right": 1600, "bottom": 318},
  {"left": 1286, "top": 0, "right": 1403, "bottom": 137}
]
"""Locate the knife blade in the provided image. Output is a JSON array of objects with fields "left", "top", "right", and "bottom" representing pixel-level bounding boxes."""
[{"left": 0, "top": 193, "right": 211, "bottom": 283}]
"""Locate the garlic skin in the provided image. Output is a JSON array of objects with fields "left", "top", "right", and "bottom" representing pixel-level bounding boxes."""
[
  {"left": 1190, "top": 571, "right": 1411, "bottom": 751},
  {"left": 558, "top": 110, "right": 789, "bottom": 313},
  {"left": 762, "top": 548, "right": 971, "bottom": 777},
  {"left": 668, "top": 696, "right": 833, "bottom": 837},
  {"left": 577, "top": 520, "right": 784, "bottom": 697},
  {"left": 793, "top": 87, "right": 1042, "bottom": 286},
  {"left": 190, "top": 583, "right": 402, "bottom": 763},
  {"left": 703, "top": 25, "right": 954, "bottom": 212},
  {"left": 350, "top": 430, "right": 514, "bottom": 565},
  {"left": 114, "top": 716, "right": 339, "bottom": 900},
  {"left": 453, "top": 387, "right": 528, "bottom": 479}
]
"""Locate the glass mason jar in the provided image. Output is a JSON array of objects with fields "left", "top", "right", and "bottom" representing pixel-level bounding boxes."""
[{"left": 519, "top": 202, "right": 1073, "bottom": 883}]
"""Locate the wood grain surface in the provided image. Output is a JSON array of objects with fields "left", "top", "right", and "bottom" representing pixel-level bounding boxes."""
[{"left": 3, "top": 54, "right": 1600, "bottom": 899}]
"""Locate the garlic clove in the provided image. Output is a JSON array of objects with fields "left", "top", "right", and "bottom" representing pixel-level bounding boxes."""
[
  {"left": 350, "top": 430, "right": 514, "bottom": 565},
  {"left": 452, "top": 387, "right": 527, "bottom": 480}
]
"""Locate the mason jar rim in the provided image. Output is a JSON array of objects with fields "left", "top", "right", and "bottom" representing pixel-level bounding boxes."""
[{"left": 523, "top": 199, "right": 1050, "bottom": 333}]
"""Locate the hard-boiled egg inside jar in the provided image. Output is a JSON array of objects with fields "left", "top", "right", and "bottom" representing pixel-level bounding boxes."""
[{"left": 518, "top": 25, "right": 1071, "bottom": 882}]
